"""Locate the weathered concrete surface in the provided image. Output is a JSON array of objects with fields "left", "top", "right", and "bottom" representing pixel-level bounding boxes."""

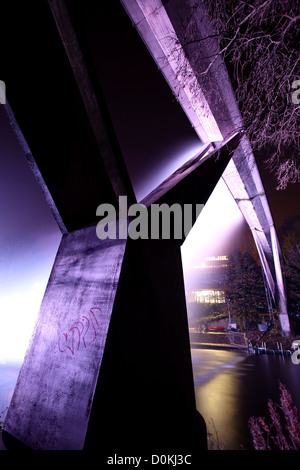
[
  {"left": 3, "top": 226, "right": 126, "bottom": 450},
  {"left": 3, "top": 233, "right": 207, "bottom": 453}
]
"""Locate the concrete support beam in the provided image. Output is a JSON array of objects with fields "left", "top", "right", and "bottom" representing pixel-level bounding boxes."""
[
  {"left": 4, "top": 101, "right": 68, "bottom": 235},
  {"left": 142, "top": 133, "right": 239, "bottom": 210},
  {"left": 3, "top": 226, "right": 127, "bottom": 449},
  {"left": 223, "top": 139, "right": 290, "bottom": 330},
  {"left": 251, "top": 228, "right": 276, "bottom": 301},
  {"left": 3, "top": 229, "right": 207, "bottom": 453},
  {"left": 270, "top": 225, "right": 291, "bottom": 334},
  {"left": 121, "top": 0, "right": 223, "bottom": 143},
  {"left": 48, "top": 0, "right": 133, "bottom": 202}
]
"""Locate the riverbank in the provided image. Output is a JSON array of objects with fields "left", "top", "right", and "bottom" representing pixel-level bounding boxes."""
[
  {"left": 189, "top": 330, "right": 300, "bottom": 355},
  {"left": 190, "top": 331, "right": 247, "bottom": 349},
  {"left": 246, "top": 329, "right": 299, "bottom": 350},
  {"left": 190, "top": 340, "right": 294, "bottom": 356},
  {"left": 190, "top": 342, "right": 248, "bottom": 351}
]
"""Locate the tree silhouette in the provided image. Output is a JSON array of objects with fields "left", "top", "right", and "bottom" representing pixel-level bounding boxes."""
[{"left": 226, "top": 250, "right": 267, "bottom": 330}]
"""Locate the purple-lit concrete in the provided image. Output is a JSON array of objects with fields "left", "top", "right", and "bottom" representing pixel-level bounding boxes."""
[
  {"left": 121, "top": 0, "right": 222, "bottom": 144},
  {"left": 3, "top": 226, "right": 126, "bottom": 449}
]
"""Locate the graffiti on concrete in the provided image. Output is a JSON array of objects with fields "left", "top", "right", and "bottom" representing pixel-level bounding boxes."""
[{"left": 58, "top": 307, "right": 101, "bottom": 356}]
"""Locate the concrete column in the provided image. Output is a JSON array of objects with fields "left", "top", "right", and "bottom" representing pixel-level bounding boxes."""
[
  {"left": 270, "top": 225, "right": 291, "bottom": 335},
  {"left": 251, "top": 228, "right": 275, "bottom": 302},
  {"left": 3, "top": 225, "right": 127, "bottom": 450}
]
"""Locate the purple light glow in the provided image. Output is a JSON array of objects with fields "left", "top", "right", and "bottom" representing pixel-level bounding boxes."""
[
  {"left": 181, "top": 177, "right": 245, "bottom": 272},
  {"left": 0, "top": 107, "right": 61, "bottom": 364},
  {"left": 0, "top": 282, "right": 45, "bottom": 364},
  {"left": 0, "top": 235, "right": 61, "bottom": 364}
]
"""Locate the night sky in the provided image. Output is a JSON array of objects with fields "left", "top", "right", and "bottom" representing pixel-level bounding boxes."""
[
  {"left": 0, "top": 0, "right": 300, "bottom": 363},
  {"left": 257, "top": 161, "right": 300, "bottom": 230}
]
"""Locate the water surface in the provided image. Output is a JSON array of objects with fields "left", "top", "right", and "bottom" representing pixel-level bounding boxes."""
[{"left": 191, "top": 348, "right": 300, "bottom": 450}]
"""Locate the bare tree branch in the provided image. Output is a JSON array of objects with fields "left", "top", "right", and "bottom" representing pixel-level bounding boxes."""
[{"left": 181, "top": 0, "right": 300, "bottom": 189}]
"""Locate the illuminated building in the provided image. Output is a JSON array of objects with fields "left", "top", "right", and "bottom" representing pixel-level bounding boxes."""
[
  {"left": 185, "top": 255, "right": 229, "bottom": 310},
  {"left": 187, "top": 289, "right": 226, "bottom": 304}
]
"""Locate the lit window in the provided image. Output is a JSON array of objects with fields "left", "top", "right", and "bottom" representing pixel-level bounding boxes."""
[{"left": 187, "top": 289, "right": 226, "bottom": 304}]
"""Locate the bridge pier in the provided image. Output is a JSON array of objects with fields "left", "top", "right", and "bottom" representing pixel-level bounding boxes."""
[{"left": 3, "top": 227, "right": 207, "bottom": 453}]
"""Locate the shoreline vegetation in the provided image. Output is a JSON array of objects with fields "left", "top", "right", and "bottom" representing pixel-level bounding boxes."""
[{"left": 249, "top": 382, "right": 300, "bottom": 450}]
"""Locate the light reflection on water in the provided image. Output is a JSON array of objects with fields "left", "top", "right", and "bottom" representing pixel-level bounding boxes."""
[
  {"left": 192, "top": 349, "right": 249, "bottom": 449},
  {"left": 191, "top": 348, "right": 300, "bottom": 450},
  {"left": 192, "top": 349, "right": 247, "bottom": 386}
]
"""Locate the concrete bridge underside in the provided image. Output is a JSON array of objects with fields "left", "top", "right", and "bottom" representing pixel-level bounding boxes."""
[{"left": 1, "top": 0, "right": 289, "bottom": 452}]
